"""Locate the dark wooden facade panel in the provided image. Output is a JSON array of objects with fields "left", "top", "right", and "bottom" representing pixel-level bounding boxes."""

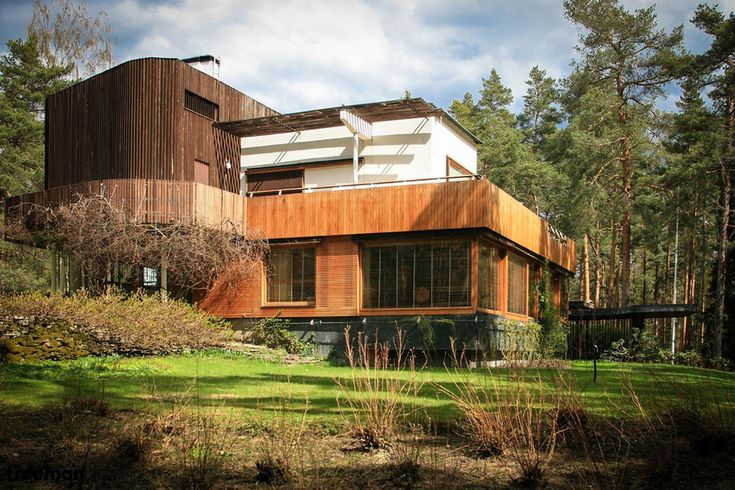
[{"left": 44, "top": 58, "right": 276, "bottom": 194}]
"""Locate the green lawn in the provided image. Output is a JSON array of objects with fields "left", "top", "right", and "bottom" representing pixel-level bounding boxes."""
[{"left": 2, "top": 353, "right": 734, "bottom": 422}]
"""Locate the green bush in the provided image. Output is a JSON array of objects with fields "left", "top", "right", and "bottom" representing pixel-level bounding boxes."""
[
  {"left": 0, "top": 289, "right": 230, "bottom": 360},
  {"left": 600, "top": 338, "right": 629, "bottom": 362},
  {"left": 533, "top": 267, "right": 567, "bottom": 359},
  {"left": 251, "top": 317, "right": 314, "bottom": 356},
  {"left": 498, "top": 319, "right": 541, "bottom": 361},
  {"left": 631, "top": 328, "right": 660, "bottom": 362}
]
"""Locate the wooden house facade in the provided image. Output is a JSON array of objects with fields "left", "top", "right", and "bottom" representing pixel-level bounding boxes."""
[{"left": 5, "top": 57, "right": 576, "bottom": 356}]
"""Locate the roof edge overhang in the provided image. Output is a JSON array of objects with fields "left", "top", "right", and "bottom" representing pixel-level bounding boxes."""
[{"left": 215, "top": 97, "right": 482, "bottom": 144}]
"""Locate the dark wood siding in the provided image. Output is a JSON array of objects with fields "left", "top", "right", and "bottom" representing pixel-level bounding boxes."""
[{"left": 44, "top": 58, "right": 277, "bottom": 194}]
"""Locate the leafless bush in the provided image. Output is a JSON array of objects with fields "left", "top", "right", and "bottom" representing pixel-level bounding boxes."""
[
  {"left": 388, "top": 424, "right": 426, "bottom": 489},
  {"left": 4, "top": 193, "right": 267, "bottom": 291},
  {"left": 335, "top": 327, "right": 421, "bottom": 450},
  {"left": 441, "top": 342, "right": 562, "bottom": 486},
  {"left": 253, "top": 398, "right": 309, "bottom": 486}
]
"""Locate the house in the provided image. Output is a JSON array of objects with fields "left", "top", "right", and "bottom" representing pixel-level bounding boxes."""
[{"left": 5, "top": 57, "right": 576, "bottom": 357}]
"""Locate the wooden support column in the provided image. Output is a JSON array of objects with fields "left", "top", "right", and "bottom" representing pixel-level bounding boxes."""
[
  {"left": 160, "top": 261, "right": 168, "bottom": 301},
  {"left": 51, "top": 250, "right": 59, "bottom": 292}
]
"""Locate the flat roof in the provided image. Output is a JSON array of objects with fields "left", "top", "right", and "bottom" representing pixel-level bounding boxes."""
[
  {"left": 215, "top": 98, "right": 482, "bottom": 144},
  {"left": 569, "top": 304, "right": 699, "bottom": 321}
]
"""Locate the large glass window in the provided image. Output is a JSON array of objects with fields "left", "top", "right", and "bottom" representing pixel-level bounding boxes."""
[
  {"left": 362, "top": 241, "right": 470, "bottom": 308},
  {"left": 478, "top": 244, "right": 500, "bottom": 310},
  {"left": 507, "top": 253, "right": 528, "bottom": 315},
  {"left": 267, "top": 247, "right": 315, "bottom": 303}
]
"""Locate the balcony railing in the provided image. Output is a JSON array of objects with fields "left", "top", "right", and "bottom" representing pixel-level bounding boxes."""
[{"left": 244, "top": 174, "right": 481, "bottom": 197}]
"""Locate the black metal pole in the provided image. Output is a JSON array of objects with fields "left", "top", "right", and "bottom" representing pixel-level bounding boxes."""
[{"left": 593, "top": 344, "right": 598, "bottom": 383}]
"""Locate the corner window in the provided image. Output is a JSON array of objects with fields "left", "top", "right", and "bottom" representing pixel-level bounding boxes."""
[
  {"left": 507, "top": 253, "right": 529, "bottom": 315},
  {"left": 267, "top": 247, "right": 315, "bottom": 303},
  {"left": 362, "top": 241, "right": 470, "bottom": 308}
]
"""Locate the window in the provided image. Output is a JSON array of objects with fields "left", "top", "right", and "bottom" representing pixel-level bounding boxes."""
[
  {"left": 446, "top": 157, "right": 472, "bottom": 177},
  {"left": 478, "top": 243, "right": 500, "bottom": 310},
  {"left": 143, "top": 267, "right": 159, "bottom": 288},
  {"left": 362, "top": 241, "right": 470, "bottom": 308},
  {"left": 185, "top": 90, "right": 219, "bottom": 121},
  {"left": 507, "top": 253, "right": 528, "bottom": 315},
  {"left": 246, "top": 169, "right": 304, "bottom": 194},
  {"left": 267, "top": 247, "right": 316, "bottom": 303}
]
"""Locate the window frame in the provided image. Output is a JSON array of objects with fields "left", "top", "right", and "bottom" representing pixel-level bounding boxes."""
[
  {"left": 446, "top": 156, "right": 473, "bottom": 177},
  {"left": 359, "top": 238, "right": 472, "bottom": 312},
  {"left": 506, "top": 252, "right": 529, "bottom": 316},
  {"left": 263, "top": 245, "right": 317, "bottom": 307}
]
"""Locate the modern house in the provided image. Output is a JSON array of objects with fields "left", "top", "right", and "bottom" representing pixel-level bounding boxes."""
[{"left": 5, "top": 57, "right": 576, "bottom": 356}]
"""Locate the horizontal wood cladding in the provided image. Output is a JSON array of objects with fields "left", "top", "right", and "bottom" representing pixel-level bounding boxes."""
[
  {"left": 45, "top": 58, "right": 276, "bottom": 194},
  {"left": 5, "top": 179, "right": 247, "bottom": 232},
  {"left": 246, "top": 179, "right": 576, "bottom": 273},
  {"left": 199, "top": 236, "right": 358, "bottom": 318}
]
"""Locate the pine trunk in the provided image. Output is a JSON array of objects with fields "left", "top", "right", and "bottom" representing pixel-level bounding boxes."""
[
  {"left": 617, "top": 72, "right": 633, "bottom": 307},
  {"left": 714, "top": 90, "right": 734, "bottom": 359},
  {"left": 583, "top": 233, "right": 591, "bottom": 303},
  {"left": 607, "top": 220, "right": 617, "bottom": 307}
]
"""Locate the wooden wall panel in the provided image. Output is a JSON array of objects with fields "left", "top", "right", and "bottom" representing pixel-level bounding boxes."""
[
  {"left": 198, "top": 236, "right": 358, "bottom": 318},
  {"left": 6, "top": 179, "right": 247, "bottom": 233},
  {"left": 44, "top": 58, "right": 277, "bottom": 194},
  {"left": 246, "top": 179, "right": 576, "bottom": 273}
]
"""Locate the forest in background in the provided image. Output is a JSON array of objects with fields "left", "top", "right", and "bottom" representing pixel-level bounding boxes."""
[
  {"left": 449, "top": 1, "right": 734, "bottom": 362},
  {"left": 1, "top": 0, "right": 734, "bottom": 362}
]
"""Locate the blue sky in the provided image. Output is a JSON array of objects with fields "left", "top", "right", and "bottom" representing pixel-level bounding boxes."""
[{"left": 1, "top": 0, "right": 732, "bottom": 114}]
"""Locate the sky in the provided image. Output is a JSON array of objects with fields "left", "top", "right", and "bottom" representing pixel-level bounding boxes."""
[{"left": 1, "top": 0, "right": 733, "bottom": 115}]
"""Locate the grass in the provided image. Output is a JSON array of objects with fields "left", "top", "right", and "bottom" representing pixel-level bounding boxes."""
[
  {"left": 2, "top": 353, "right": 735, "bottom": 489},
  {"left": 2, "top": 353, "right": 734, "bottom": 423}
]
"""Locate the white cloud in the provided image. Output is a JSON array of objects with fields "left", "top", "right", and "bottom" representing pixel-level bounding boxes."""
[{"left": 96, "top": 0, "right": 731, "bottom": 115}]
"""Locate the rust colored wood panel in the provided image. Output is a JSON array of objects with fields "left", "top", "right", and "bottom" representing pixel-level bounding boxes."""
[
  {"left": 246, "top": 179, "right": 576, "bottom": 273},
  {"left": 44, "top": 58, "right": 276, "bottom": 194},
  {"left": 199, "top": 236, "right": 358, "bottom": 318}
]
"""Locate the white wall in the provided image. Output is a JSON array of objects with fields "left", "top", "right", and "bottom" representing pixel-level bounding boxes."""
[
  {"left": 431, "top": 117, "right": 477, "bottom": 176},
  {"left": 241, "top": 116, "right": 476, "bottom": 192}
]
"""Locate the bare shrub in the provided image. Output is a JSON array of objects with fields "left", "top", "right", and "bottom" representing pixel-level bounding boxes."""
[
  {"left": 4, "top": 193, "right": 267, "bottom": 292},
  {"left": 440, "top": 343, "right": 562, "bottom": 486},
  {"left": 335, "top": 327, "right": 421, "bottom": 450},
  {"left": 503, "top": 373, "right": 561, "bottom": 487},
  {"left": 250, "top": 385, "right": 310, "bottom": 486},
  {"left": 388, "top": 424, "right": 426, "bottom": 489},
  {"left": 142, "top": 379, "right": 237, "bottom": 490}
]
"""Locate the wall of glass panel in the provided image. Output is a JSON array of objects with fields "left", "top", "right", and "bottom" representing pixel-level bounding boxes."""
[{"left": 362, "top": 241, "right": 470, "bottom": 308}]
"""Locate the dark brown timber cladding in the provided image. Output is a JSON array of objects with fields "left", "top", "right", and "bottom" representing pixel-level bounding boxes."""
[{"left": 44, "top": 58, "right": 276, "bottom": 193}]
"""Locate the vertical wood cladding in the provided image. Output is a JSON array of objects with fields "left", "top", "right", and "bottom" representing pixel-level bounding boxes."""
[
  {"left": 198, "top": 236, "right": 359, "bottom": 318},
  {"left": 45, "top": 58, "right": 276, "bottom": 193}
]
